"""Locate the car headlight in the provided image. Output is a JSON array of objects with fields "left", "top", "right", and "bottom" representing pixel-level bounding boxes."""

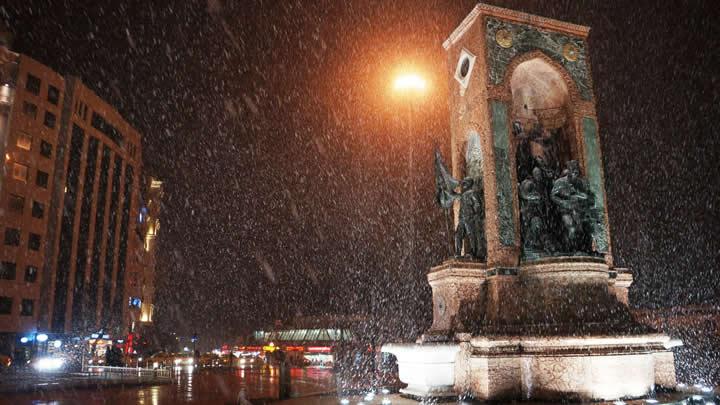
[
  {"left": 174, "top": 358, "right": 181, "bottom": 365},
  {"left": 188, "top": 358, "right": 194, "bottom": 364},
  {"left": 34, "top": 357, "right": 64, "bottom": 372}
]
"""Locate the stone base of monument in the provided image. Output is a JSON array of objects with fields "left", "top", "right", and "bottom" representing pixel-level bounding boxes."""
[
  {"left": 382, "top": 258, "right": 680, "bottom": 401},
  {"left": 459, "top": 334, "right": 676, "bottom": 401},
  {"left": 385, "top": 334, "right": 677, "bottom": 401}
]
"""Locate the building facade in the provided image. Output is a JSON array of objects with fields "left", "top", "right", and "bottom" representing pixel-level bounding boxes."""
[
  {"left": 41, "top": 76, "right": 143, "bottom": 337},
  {"left": 0, "top": 40, "right": 147, "bottom": 353},
  {"left": 137, "top": 176, "right": 163, "bottom": 325},
  {"left": 1, "top": 47, "right": 65, "bottom": 340}
]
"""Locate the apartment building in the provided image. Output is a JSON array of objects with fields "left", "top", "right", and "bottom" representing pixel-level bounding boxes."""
[
  {"left": 0, "top": 48, "right": 65, "bottom": 340},
  {"left": 0, "top": 39, "right": 149, "bottom": 354}
]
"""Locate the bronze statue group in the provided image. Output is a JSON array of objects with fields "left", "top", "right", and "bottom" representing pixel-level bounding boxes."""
[{"left": 435, "top": 121, "right": 603, "bottom": 261}]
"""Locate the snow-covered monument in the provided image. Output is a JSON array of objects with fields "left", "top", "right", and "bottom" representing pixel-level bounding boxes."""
[{"left": 383, "top": 4, "right": 678, "bottom": 401}]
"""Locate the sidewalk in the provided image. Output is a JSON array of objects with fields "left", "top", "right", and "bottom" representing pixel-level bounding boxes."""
[
  {"left": 0, "top": 370, "right": 171, "bottom": 394},
  {"left": 267, "top": 391, "right": 719, "bottom": 405},
  {"left": 266, "top": 393, "right": 427, "bottom": 405}
]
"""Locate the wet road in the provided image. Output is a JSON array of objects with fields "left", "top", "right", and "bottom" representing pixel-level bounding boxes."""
[{"left": 0, "top": 365, "right": 336, "bottom": 405}]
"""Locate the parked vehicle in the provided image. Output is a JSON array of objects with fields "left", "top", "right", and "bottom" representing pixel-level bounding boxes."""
[{"left": 148, "top": 352, "right": 174, "bottom": 369}]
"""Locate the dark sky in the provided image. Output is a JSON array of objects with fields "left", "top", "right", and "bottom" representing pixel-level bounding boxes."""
[{"left": 3, "top": 0, "right": 719, "bottom": 343}]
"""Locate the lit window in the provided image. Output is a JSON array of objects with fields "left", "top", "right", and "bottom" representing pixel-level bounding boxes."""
[
  {"left": 16, "top": 132, "right": 32, "bottom": 150},
  {"left": 26, "top": 74, "right": 40, "bottom": 95},
  {"left": 128, "top": 297, "right": 142, "bottom": 308},
  {"left": 0, "top": 262, "right": 16, "bottom": 280},
  {"left": 12, "top": 163, "right": 29, "bottom": 182}
]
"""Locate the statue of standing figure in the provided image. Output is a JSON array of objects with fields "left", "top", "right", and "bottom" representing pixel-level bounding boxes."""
[
  {"left": 519, "top": 166, "right": 554, "bottom": 255},
  {"left": 434, "top": 149, "right": 486, "bottom": 260},
  {"left": 455, "top": 178, "right": 485, "bottom": 259},
  {"left": 550, "top": 160, "right": 596, "bottom": 254}
]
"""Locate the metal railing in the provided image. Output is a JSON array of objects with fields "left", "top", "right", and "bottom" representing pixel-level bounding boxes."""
[{"left": 81, "top": 364, "right": 172, "bottom": 380}]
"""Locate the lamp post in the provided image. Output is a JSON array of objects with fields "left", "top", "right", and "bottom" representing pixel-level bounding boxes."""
[
  {"left": 391, "top": 72, "right": 427, "bottom": 270},
  {"left": 364, "top": 71, "right": 427, "bottom": 391}
]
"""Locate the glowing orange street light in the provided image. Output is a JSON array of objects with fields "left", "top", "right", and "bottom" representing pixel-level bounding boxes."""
[{"left": 393, "top": 73, "right": 427, "bottom": 93}]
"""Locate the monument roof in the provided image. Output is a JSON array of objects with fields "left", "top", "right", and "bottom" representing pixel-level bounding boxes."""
[{"left": 443, "top": 3, "right": 591, "bottom": 50}]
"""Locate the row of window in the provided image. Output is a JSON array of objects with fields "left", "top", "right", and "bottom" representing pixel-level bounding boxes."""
[
  {"left": 7, "top": 194, "right": 45, "bottom": 219},
  {"left": 26, "top": 75, "right": 138, "bottom": 162},
  {"left": 3, "top": 228, "right": 41, "bottom": 251},
  {"left": 90, "top": 112, "right": 124, "bottom": 146},
  {"left": 75, "top": 100, "right": 89, "bottom": 121},
  {"left": 11, "top": 163, "right": 49, "bottom": 188},
  {"left": 16, "top": 131, "right": 53, "bottom": 158},
  {"left": 25, "top": 73, "right": 60, "bottom": 105},
  {"left": 0, "top": 262, "right": 38, "bottom": 282},
  {"left": 23, "top": 101, "right": 56, "bottom": 129},
  {"left": 0, "top": 296, "right": 34, "bottom": 316}
]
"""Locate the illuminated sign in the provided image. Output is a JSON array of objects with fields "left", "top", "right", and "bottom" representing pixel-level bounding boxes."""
[
  {"left": 237, "top": 346, "right": 262, "bottom": 352},
  {"left": 129, "top": 297, "right": 142, "bottom": 309},
  {"left": 307, "top": 346, "right": 332, "bottom": 353}
]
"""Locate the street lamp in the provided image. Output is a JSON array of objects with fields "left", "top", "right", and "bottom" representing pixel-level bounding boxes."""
[
  {"left": 365, "top": 70, "right": 428, "bottom": 390},
  {"left": 393, "top": 73, "right": 427, "bottom": 92},
  {"left": 390, "top": 71, "right": 428, "bottom": 267}
]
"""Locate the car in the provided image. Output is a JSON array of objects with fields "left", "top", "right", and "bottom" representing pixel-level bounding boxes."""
[
  {"left": 148, "top": 352, "right": 174, "bottom": 369},
  {"left": 172, "top": 352, "right": 195, "bottom": 367},
  {"left": 198, "top": 353, "right": 223, "bottom": 368},
  {"left": 31, "top": 353, "right": 72, "bottom": 373}
]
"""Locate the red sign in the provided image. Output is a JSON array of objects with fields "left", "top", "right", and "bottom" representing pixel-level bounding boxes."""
[{"left": 125, "top": 333, "right": 135, "bottom": 354}]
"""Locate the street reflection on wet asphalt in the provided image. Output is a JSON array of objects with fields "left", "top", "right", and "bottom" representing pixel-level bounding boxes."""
[{"left": 0, "top": 365, "right": 336, "bottom": 405}]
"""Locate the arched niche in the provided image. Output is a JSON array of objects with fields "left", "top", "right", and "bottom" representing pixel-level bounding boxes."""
[{"left": 509, "top": 57, "right": 578, "bottom": 180}]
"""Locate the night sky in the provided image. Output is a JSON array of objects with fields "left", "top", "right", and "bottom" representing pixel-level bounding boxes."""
[{"left": 3, "top": 0, "right": 719, "bottom": 343}]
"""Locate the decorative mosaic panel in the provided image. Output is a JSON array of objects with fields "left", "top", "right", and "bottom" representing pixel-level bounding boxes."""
[
  {"left": 490, "top": 101, "right": 515, "bottom": 247},
  {"left": 485, "top": 17, "right": 593, "bottom": 100},
  {"left": 582, "top": 117, "right": 609, "bottom": 253}
]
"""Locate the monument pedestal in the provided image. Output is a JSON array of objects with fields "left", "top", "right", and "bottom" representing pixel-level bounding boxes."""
[
  {"left": 425, "top": 260, "right": 486, "bottom": 338},
  {"left": 460, "top": 334, "right": 675, "bottom": 401},
  {"left": 382, "top": 258, "right": 679, "bottom": 401}
]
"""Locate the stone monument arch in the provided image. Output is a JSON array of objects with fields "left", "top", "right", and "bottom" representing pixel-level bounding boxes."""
[{"left": 508, "top": 54, "right": 578, "bottom": 174}]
